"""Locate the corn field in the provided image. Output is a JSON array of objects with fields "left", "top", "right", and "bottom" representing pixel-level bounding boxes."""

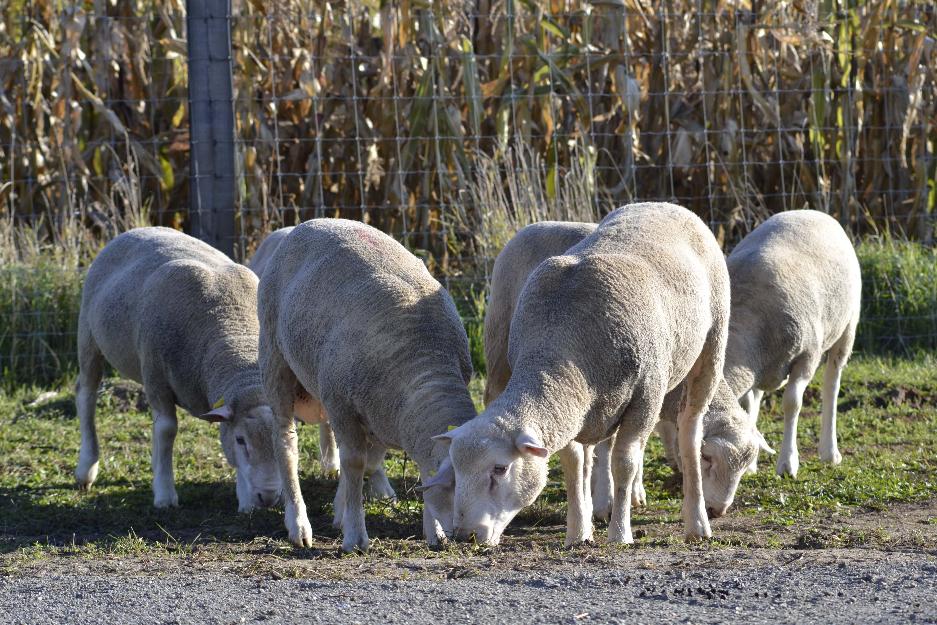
[
  {"left": 2, "top": 0, "right": 935, "bottom": 262},
  {"left": 1, "top": 0, "right": 936, "bottom": 384}
]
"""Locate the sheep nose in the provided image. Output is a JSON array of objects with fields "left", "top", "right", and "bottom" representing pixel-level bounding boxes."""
[
  {"left": 707, "top": 505, "right": 727, "bottom": 519},
  {"left": 452, "top": 527, "right": 475, "bottom": 542},
  {"left": 256, "top": 490, "right": 281, "bottom": 508}
]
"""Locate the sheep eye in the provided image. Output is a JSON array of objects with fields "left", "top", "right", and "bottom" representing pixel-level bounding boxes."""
[
  {"left": 236, "top": 436, "right": 246, "bottom": 446},
  {"left": 492, "top": 465, "right": 507, "bottom": 477}
]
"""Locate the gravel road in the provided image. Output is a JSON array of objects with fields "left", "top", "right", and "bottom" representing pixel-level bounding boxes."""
[{"left": 1, "top": 548, "right": 934, "bottom": 624}]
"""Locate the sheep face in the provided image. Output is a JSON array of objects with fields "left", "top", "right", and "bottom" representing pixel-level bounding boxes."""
[
  {"left": 436, "top": 422, "right": 549, "bottom": 545},
  {"left": 204, "top": 404, "right": 282, "bottom": 512},
  {"left": 699, "top": 415, "right": 762, "bottom": 517}
]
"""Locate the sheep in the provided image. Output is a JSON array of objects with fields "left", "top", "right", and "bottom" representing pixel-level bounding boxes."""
[
  {"left": 248, "top": 226, "right": 395, "bottom": 501},
  {"left": 75, "top": 227, "right": 280, "bottom": 512},
  {"left": 438, "top": 202, "right": 729, "bottom": 545},
  {"left": 248, "top": 226, "right": 295, "bottom": 280},
  {"left": 257, "top": 218, "right": 477, "bottom": 551},
  {"left": 723, "top": 210, "right": 861, "bottom": 477},
  {"left": 484, "top": 220, "right": 763, "bottom": 533},
  {"left": 483, "top": 220, "right": 601, "bottom": 545}
]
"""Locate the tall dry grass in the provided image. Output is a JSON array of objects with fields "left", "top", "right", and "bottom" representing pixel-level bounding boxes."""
[{"left": 1, "top": 0, "right": 934, "bottom": 265}]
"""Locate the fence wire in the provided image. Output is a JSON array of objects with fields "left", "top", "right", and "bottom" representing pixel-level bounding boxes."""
[{"left": 1, "top": 0, "right": 936, "bottom": 385}]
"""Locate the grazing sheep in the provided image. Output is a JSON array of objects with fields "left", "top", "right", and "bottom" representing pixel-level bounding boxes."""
[
  {"left": 257, "top": 219, "right": 476, "bottom": 551},
  {"left": 483, "top": 221, "right": 601, "bottom": 545},
  {"left": 723, "top": 210, "right": 861, "bottom": 477},
  {"left": 485, "top": 221, "right": 762, "bottom": 532},
  {"left": 650, "top": 378, "right": 771, "bottom": 514},
  {"left": 75, "top": 227, "right": 280, "bottom": 511},
  {"left": 439, "top": 202, "right": 729, "bottom": 545},
  {"left": 248, "top": 226, "right": 395, "bottom": 500},
  {"left": 248, "top": 226, "right": 295, "bottom": 280}
]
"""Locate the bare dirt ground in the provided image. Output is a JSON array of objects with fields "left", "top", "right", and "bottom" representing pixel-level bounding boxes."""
[{"left": 1, "top": 500, "right": 935, "bottom": 624}]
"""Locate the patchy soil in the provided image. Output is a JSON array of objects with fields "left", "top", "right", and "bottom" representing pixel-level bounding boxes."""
[{"left": 3, "top": 499, "right": 935, "bottom": 583}]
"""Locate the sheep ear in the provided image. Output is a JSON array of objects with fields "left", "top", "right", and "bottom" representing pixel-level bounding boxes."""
[
  {"left": 198, "top": 405, "right": 234, "bottom": 423},
  {"left": 515, "top": 431, "right": 549, "bottom": 458},
  {"left": 432, "top": 423, "right": 467, "bottom": 445},
  {"left": 753, "top": 429, "right": 775, "bottom": 455},
  {"left": 416, "top": 458, "right": 454, "bottom": 492}
]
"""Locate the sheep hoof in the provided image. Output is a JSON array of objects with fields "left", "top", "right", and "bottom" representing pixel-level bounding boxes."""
[
  {"left": 820, "top": 449, "right": 842, "bottom": 465},
  {"left": 153, "top": 491, "right": 179, "bottom": 509},
  {"left": 683, "top": 505, "right": 712, "bottom": 541},
  {"left": 364, "top": 476, "right": 397, "bottom": 501},
  {"left": 75, "top": 461, "right": 99, "bottom": 490},
  {"left": 565, "top": 532, "right": 595, "bottom": 548},
  {"left": 632, "top": 486, "right": 647, "bottom": 508},
  {"left": 592, "top": 497, "right": 612, "bottom": 523},
  {"left": 287, "top": 514, "right": 314, "bottom": 548},
  {"left": 775, "top": 454, "right": 799, "bottom": 478},
  {"left": 341, "top": 532, "right": 369, "bottom": 553},
  {"left": 607, "top": 528, "right": 634, "bottom": 545}
]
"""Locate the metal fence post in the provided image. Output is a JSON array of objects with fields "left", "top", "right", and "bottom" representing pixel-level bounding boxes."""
[{"left": 186, "top": 0, "right": 236, "bottom": 257}]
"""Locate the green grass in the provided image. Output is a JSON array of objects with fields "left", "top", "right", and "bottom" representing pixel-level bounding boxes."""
[
  {"left": 0, "top": 355, "right": 934, "bottom": 565},
  {"left": 4, "top": 238, "right": 935, "bottom": 388},
  {"left": 0, "top": 261, "right": 84, "bottom": 389},
  {"left": 856, "top": 239, "right": 937, "bottom": 354}
]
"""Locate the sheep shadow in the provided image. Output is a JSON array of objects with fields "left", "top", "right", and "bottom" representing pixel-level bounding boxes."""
[{"left": 0, "top": 472, "right": 430, "bottom": 556}]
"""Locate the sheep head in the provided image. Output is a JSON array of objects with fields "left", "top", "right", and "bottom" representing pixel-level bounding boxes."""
[{"left": 433, "top": 420, "right": 549, "bottom": 545}]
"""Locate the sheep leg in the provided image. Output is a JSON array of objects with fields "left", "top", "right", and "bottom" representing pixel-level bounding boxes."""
[
  {"left": 332, "top": 470, "right": 346, "bottom": 529},
  {"left": 364, "top": 445, "right": 396, "bottom": 501},
  {"left": 820, "top": 330, "right": 852, "bottom": 465},
  {"left": 582, "top": 443, "right": 594, "bottom": 525},
  {"left": 607, "top": 435, "right": 643, "bottom": 544},
  {"left": 419, "top": 465, "right": 448, "bottom": 546},
  {"left": 146, "top": 390, "right": 179, "bottom": 509},
  {"left": 741, "top": 389, "right": 764, "bottom": 473},
  {"left": 336, "top": 436, "right": 369, "bottom": 553},
  {"left": 263, "top": 349, "right": 313, "bottom": 548},
  {"left": 318, "top": 423, "right": 341, "bottom": 476},
  {"left": 776, "top": 359, "right": 816, "bottom": 478},
  {"left": 75, "top": 334, "right": 104, "bottom": 490},
  {"left": 590, "top": 437, "right": 614, "bottom": 522},
  {"left": 679, "top": 352, "right": 720, "bottom": 541},
  {"left": 655, "top": 419, "right": 679, "bottom": 471},
  {"left": 559, "top": 442, "right": 593, "bottom": 546},
  {"left": 631, "top": 444, "right": 647, "bottom": 508}
]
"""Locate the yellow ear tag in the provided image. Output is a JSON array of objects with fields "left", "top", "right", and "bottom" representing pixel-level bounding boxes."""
[
  {"left": 447, "top": 425, "right": 457, "bottom": 431},
  {"left": 213, "top": 397, "right": 225, "bottom": 409}
]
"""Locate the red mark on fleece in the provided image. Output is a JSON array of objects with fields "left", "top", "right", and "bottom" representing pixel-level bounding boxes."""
[{"left": 355, "top": 228, "right": 381, "bottom": 248}]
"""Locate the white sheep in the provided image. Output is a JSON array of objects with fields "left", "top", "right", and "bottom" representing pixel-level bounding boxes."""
[
  {"left": 483, "top": 221, "right": 601, "bottom": 545},
  {"left": 248, "top": 226, "right": 395, "bottom": 501},
  {"left": 484, "top": 220, "right": 763, "bottom": 531},
  {"left": 257, "top": 219, "right": 477, "bottom": 551},
  {"left": 75, "top": 227, "right": 280, "bottom": 511},
  {"left": 439, "top": 202, "right": 729, "bottom": 545},
  {"left": 723, "top": 210, "right": 861, "bottom": 477}
]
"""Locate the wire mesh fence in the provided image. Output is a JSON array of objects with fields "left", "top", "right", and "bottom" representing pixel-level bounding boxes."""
[{"left": 1, "top": 0, "right": 936, "bottom": 385}]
